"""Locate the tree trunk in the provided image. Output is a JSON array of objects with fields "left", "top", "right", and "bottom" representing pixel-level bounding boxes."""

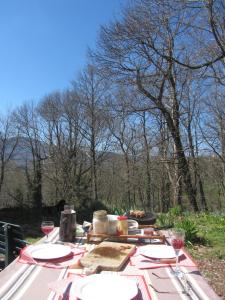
[
  {"left": 136, "top": 74, "right": 199, "bottom": 212},
  {"left": 172, "top": 127, "right": 199, "bottom": 211},
  {"left": 90, "top": 90, "right": 98, "bottom": 203},
  {"left": 187, "top": 119, "right": 208, "bottom": 211},
  {"left": 142, "top": 112, "right": 153, "bottom": 211},
  {"left": 33, "top": 160, "right": 43, "bottom": 212},
  {"left": 124, "top": 153, "right": 132, "bottom": 208}
]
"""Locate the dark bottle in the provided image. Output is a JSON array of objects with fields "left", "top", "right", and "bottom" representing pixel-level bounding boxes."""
[{"left": 59, "top": 205, "right": 76, "bottom": 242}]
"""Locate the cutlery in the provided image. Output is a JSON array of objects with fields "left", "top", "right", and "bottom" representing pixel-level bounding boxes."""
[{"left": 140, "top": 256, "right": 176, "bottom": 264}]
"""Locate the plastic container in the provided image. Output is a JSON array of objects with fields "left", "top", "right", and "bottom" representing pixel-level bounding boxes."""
[{"left": 117, "top": 216, "right": 128, "bottom": 235}]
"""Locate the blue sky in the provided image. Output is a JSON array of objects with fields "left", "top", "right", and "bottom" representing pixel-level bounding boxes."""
[{"left": 0, "top": 0, "right": 126, "bottom": 114}]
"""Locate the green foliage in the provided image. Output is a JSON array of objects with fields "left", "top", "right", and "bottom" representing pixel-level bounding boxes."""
[
  {"left": 26, "top": 237, "right": 40, "bottom": 244},
  {"left": 194, "top": 213, "right": 225, "bottom": 259},
  {"left": 113, "top": 208, "right": 126, "bottom": 216},
  {"left": 156, "top": 205, "right": 182, "bottom": 228},
  {"left": 173, "top": 212, "right": 225, "bottom": 260},
  {"left": 175, "top": 217, "right": 198, "bottom": 244},
  {"left": 168, "top": 205, "right": 182, "bottom": 217},
  {"left": 197, "top": 212, "right": 225, "bottom": 226},
  {"left": 156, "top": 213, "right": 174, "bottom": 228}
]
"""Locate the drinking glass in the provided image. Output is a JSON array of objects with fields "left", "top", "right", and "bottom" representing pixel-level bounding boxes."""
[
  {"left": 144, "top": 227, "right": 154, "bottom": 244},
  {"left": 171, "top": 228, "right": 185, "bottom": 277},
  {"left": 41, "top": 221, "right": 54, "bottom": 243}
]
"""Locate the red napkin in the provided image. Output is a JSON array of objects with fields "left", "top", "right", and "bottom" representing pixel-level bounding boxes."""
[
  {"left": 18, "top": 245, "right": 85, "bottom": 269},
  {"left": 130, "top": 247, "right": 197, "bottom": 269},
  {"left": 49, "top": 273, "right": 152, "bottom": 300}
]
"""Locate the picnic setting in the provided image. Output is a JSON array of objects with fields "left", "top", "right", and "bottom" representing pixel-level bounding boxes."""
[
  {"left": 0, "top": 0, "right": 224, "bottom": 299},
  {"left": 0, "top": 206, "right": 222, "bottom": 300}
]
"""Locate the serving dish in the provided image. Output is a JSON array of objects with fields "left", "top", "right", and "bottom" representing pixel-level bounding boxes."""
[{"left": 125, "top": 212, "right": 157, "bottom": 225}]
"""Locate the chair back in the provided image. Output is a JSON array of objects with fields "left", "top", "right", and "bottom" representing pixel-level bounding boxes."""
[{"left": 0, "top": 221, "right": 27, "bottom": 268}]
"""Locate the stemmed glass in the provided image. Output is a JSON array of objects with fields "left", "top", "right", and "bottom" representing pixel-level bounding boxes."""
[
  {"left": 171, "top": 228, "right": 185, "bottom": 277},
  {"left": 41, "top": 221, "right": 54, "bottom": 243}
]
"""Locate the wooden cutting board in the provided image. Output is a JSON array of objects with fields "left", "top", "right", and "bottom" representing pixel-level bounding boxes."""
[{"left": 80, "top": 241, "right": 136, "bottom": 272}]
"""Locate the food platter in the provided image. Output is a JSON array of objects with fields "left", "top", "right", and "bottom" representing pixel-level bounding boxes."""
[{"left": 126, "top": 211, "right": 156, "bottom": 225}]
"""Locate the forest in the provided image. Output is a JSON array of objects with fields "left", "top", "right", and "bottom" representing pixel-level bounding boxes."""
[{"left": 0, "top": 0, "right": 224, "bottom": 219}]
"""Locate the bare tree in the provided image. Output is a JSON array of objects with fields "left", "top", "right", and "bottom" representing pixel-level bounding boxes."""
[
  {"left": 181, "top": 78, "right": 208, "bottom": 211},
  {"left": 157, "top": 114, "right": 173, "bottom": 211},
  {"left": 0, "top": 113, "right": 19, "bottom": 195},
  {"left": 139, "top": 112, "right": 153, "bottom": 211},
  {"left": 201, "top": 87, "right": 225, "bottom": 195},
  {"left": 93, "top": 0, "right": 200, "bottom": 211},
  {"left": 76, "top": 64, "right": 111, "bottom": 203},
  {"left": 38, "top": 90, "right": 90, "bottom": 205},
  {"left": 107, "top": 108, "right": 135, "bottom": 208},
  {"left": 142, "top": 0, "right": 225, "bottom": 71},
  {"left": 13, "top": 103, "right": 46, "bottom": 212}
]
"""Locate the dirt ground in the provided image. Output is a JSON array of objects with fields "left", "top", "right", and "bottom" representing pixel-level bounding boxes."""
[{"left": 198, "top": 258, "right": 225, "bottom": 299}]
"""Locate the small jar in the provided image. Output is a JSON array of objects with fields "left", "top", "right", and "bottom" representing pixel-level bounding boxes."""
[
  {"left": 92, "top": 210, "right": 108, "bottom": 234},
  {"left": 117, "top": 216, "right": 128, "bottom": 235}
]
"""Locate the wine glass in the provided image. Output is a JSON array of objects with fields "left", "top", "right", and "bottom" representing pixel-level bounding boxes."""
[
  {"left": 171, "top": 228, "right": 185, "bottom": 277},
  {"left": 41, "top": 221, "right": 54, "bottom": 243}
]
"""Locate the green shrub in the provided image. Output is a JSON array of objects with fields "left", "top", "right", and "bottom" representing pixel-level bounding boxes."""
[
  {"left": 156, "top": 213, "right": 174, "bottom": 228},
  {"left": 113, "top": 208, "right": 126, "bottom": 215},
  {"left": 168, "top": 205, "right": 182, "bottom": 217},
  {"left": 175, "top": 218, "right": 198, "bottom": 244},
  {"left": 156, "top": 205, "right": 184, "bottom": 228}
]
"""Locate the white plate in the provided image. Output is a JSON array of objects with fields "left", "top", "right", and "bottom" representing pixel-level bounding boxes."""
[
  {"left": 26, "top": 244, "right": 72, "bottom": 260},
  {"left": 70, "top": 274, "right": 138, "bottom": 300},
  {"left": 139, "top": 245, "right": 177, "bottom": 259}
]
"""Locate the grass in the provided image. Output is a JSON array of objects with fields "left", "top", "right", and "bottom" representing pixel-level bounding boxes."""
[
  {"left": 26, "top": 236, "right": 40, "bottom": 244},
  {"left": 155, "top": 208, "right": 225, "bottom": 260},
  {"left": 187, "top": 213, "right": 225, "bottom": 260}
]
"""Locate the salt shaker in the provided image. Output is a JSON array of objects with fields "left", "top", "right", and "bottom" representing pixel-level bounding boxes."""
[{"left": 59, "top": 205, "right": 76, "bottom": 242}]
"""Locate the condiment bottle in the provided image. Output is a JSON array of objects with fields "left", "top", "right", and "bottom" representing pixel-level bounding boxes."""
[
  {"left": 117, "top": 216, "right": 128, "bottom": 235},
  {"left": 92, "top": 210, "right": 108, "bottom": 234},
  {"left": 59, "top": 205, "right": 76, "bottom": 242}
]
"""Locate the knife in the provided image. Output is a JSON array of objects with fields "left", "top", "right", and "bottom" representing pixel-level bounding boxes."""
[{"left": 141, "top": 256, "right": 176, "bottom": 264}]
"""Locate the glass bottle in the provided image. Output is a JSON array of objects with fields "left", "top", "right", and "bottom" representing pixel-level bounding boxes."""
[
  {"left": 92, "top": 210, "right": 108, "bottom": 234},
  {"left": 59, "top": 205, "right": 76, "bottom": 242}
]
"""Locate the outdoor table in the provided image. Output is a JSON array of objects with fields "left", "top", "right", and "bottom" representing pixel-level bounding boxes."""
[{"left": 0, "top": 228, "right": 221, "bottom": 300}]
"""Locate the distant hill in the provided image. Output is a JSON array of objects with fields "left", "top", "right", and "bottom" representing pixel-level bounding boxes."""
[
  {"left": 4, "top": 137, "right": 45, "bottom": 167},
  {"left": 3, "top": 137, "right": 123, "bottom": 168}
]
